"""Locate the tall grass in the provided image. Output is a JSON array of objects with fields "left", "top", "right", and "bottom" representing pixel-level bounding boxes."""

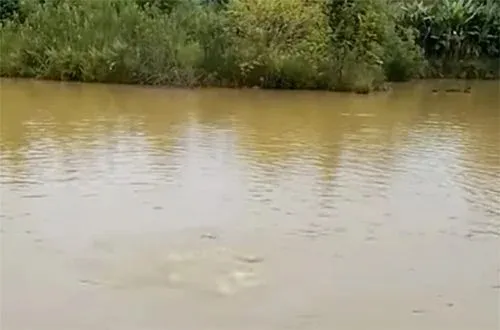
[
  {"left": 400, "top": 0, "right": 500, "bottom": 78},
  {"left": 0, "top": 0, "right": 212, "bottom": 85},
  {"left": 0, "top": 0, "right": 498, "bottom": 92}
]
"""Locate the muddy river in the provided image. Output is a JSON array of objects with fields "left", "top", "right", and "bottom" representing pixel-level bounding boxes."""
[{"left": 1, "top": 79, "right": 499, "bottom": 330}]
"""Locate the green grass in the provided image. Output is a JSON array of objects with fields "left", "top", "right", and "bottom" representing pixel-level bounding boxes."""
[{"left": 0, "top": 0, "right": 498, "bottom": 92}]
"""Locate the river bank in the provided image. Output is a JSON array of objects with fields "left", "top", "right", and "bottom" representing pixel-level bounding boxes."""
[{"left": 1, "top": 0, "right": 499, "bottom": 93}]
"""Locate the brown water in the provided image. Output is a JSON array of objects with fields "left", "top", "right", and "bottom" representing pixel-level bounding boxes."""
[{"left": 1, "top": 78, "right": 499, "bottom": 330}]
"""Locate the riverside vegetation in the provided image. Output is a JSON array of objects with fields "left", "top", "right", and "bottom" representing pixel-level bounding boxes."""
[{"left": 0, "top": 0, "right": 499, "bottom": 92}]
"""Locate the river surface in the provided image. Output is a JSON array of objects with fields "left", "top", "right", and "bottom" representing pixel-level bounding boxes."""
[{"left": 0, "top": 79, "right": 499, "bottom": 330}]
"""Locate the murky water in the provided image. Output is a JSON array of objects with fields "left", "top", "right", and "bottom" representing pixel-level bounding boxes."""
[{"left": 1, "top": 78, "right": 499, "bottom": 330}]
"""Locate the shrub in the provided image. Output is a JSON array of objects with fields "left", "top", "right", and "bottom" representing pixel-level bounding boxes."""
[
  {"left": 222, "top": 0, "right": 331, "bottom": 89},
  {"left": 0, "top": 0, "right": 496, "bottom": 90},
  {"left": 135, "top": 0, "right": 180, "bottom": 13},
  {"left": 325, "top": 0, "right": 423, "bottom": 88},
  {"left": 383, "top": 24, "right": 425, "bottom": 81},
  {"left": 0, "top": 0, "right": 20, "bottom": 22}
]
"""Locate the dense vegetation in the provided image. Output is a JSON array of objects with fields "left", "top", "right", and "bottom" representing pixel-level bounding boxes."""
[
  {"left": 401, "top": 0, "right": 500, "bottom": 78},
  {"left": 0, "top": 0, "right": 498, "bottom": 92}
]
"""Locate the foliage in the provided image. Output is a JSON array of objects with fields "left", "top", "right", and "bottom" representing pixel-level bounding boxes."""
[
  {"left": 0, "top": 0, "right": 204, "bottom": 84},
  {"left": 383, "top": 24, "right": 425, "bottom": 81},
  {"left": 135, "top": 0, "right": 180, "bottom": 13},
  {"left": 222, "top": 0, "right": 331, "bottom": 89},
  {"left": 0, "top": 0, "right": 20, "bottom": 22},
  {"left": 324, "top": 0, "right": 423, "bottom": 89},
  {"left": 400, "top": 0, "right": 500, "bottom": 77},
  {"left": 0, "top": 0, "right": 498, "bottom": 92}
]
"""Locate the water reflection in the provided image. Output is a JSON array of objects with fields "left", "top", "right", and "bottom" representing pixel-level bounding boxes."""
[
  {"left": 2, "top": 78, "right": 499, "bottom": 330},
  {"left": 1, "top": 79, "right": 499, "bottom": 225}
]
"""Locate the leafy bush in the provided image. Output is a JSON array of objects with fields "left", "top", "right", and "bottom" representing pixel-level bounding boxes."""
[
  {"left": 383, "top": 24, "right": 425, "bottom": 81},
  {"left": 0, "top": 0, "right": 497, "bottom": 91},
  {"left": 222, "top": 0, "right": 331, "bottom": 89},
  {"left": 325, "top": 0, "right": 423, "bottom": 88},
  {"left": 0, "top": 0, "right": 20, "bottom": 22},
  {"left": 135, "top": 0, "right": 180, "bottom": 13}
]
